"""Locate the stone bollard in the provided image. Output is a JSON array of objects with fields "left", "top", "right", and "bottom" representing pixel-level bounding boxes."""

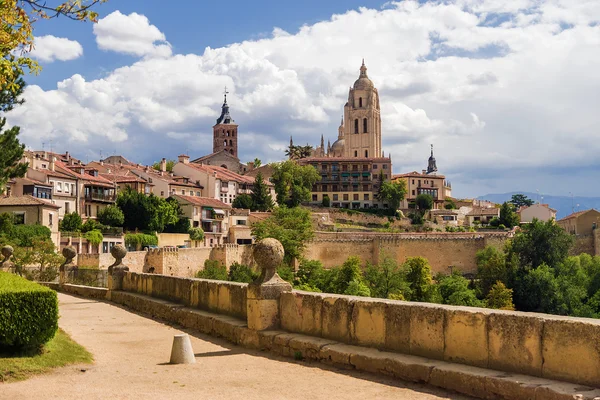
[
  {"left": 107, "top": 244, "right": 129, "bottom": 291},
  {"left": 0, "top": 245, "right": 14, "bottom": 273},
  {"left": 247, "top": 238, "right": 292, "bottom": 331},
  {"left": 169, "top": 334, "right": 196, "bottom": 364},
  {"left": 59, "top": 246, "right": 77, "bottom": 285}
]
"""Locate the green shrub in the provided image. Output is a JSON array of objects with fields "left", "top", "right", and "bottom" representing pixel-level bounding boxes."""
[
  {"left": 59, "top": 212, "right": 82, "bottom": 232},
  {"left": 188, "top": 227, "right": 204, "bottom": 242},
  {"left": 84, "top": 230, "right": 103, "bottom": 246},
  {"left": 195, "top": 260, "right": 228, "bottom": 281},
  {"left": 81, "top": 219, "right": 102, "bottom": 233},
  {"left": 124, "top": 233, "right": 158, "bottom": 250},
  {"left": 9, "top": 225, "right": 51, "bottom": 247},
  {"left": 0, "top": 272, "right": 58, "bottom": 350},
  {"left": 322, "top": 195, "right": 330, "bottom": 207},
  {"left": 97, "top": 205, "right": 124, "bottom": 227},
  {"left": 228, "top": 262, "right": 258, "bottom": 283}
]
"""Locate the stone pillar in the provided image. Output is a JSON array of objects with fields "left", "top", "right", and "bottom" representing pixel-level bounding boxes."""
[
  {"left": 247, "top": 238, "right": 292, "bottom": 331},
  {"left": 0, "top": 245, "right": 14, "bottom": 273},
  {"left": 59, "top": 246, "right": 77, "bottom": 285},
  {"left": 108, "top": 244, "right": 129, "bottom": 291}
]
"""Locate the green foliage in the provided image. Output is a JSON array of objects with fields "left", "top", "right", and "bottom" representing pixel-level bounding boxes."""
[
  {"left": 277, "top": 265, "right": 295, "bottom": 283},
  {"left": 489, "top": 217, "right": 500, "bottom": 227},
  {"left": 11, "top": 238, "right": 63, "bottom": 276},
  {"left": 152, "top": 159, "right": 175, "bottom": 172},
  {"left": 510, "top": 218, "right": 573, "bottom": 270},
  {"left": 124, "top": 233, "right": 158, "bottom": 250},
  {"left": 59, "top": 213, "right": 82, "bottom": 232},
  {"left": 195, "top": 260, "right": 228, "bottom": 281},
  {"left": 485, "top": 281, "right": 515, "bottom": 310},
  {"left": 415, "top": 194, "right": 434, "bottom": 212},
  {"left": 9, "top": 225, "right": 51, "bottom": 247},
  {"left": 232, "top": 194, "right": 254, "bottom": 210},
  {"left": 334, "top": 256, "right": 363, "bottom": 294},
  {"left": 408, "top": 212, "right": 424, "bottom": 225},
  {"left": 377, "top": 180, "right": 407, "bottom": 211},
  {"left": 188, "top": 227, "right": 204, "bottom": 242},
  {"left": 81, "top": 218, "right": 101, "bottom": 233},
  {"left": 0, "top": 117, "right": 28, "bottom": 195},
  {"left": 510, "top": 194, "right": 534, "bottom": 209},
  {"left": 251, "top": 206, "right": 314, "bottom": 265},
  {"left": 116, "top": 187, "right": 178, "bottom": 233},
  {"left": 444, "top": 199, "right": 457, "bottom": 209},
  {"left": 84, "top": 230, "right": 103, "bottom": 246},
  {"left": 271, "top": 160, "right": 320, "bottom": 207},
  {"left": 0, "top": 272, "right": 58, "bottom": 350},
  {"left": 0, "top": 212, "right": 13, "bottom": 234},
  {"left": 163, "top": 197, "right": 191, "bottom": 233},
  {"left": 295, "top": 259, "right": 324, "bottom": 287},
  {"left": 250, "top": 172, "right": 274, "bottom": 212},
  {"left": 438, "top": 272, "right": 482, "bottom": 307},
  {"left": 322, "top": 195, "right": 331, "bottom": 207},
  {"left": 403, "top": 257, "right": 433, "bottom": 302},
  {"left": 96, "top": 205, "right": 124, "bottom": 227},
  {"left": 295, "top": 283, "right": 321, "bottom": 292},
  {"left": 344, "top": 279, "right": 371, "bottom": 297},
  {"left": 499, "top": 202, "right": 519, "bottom": 228},
  {"left": 476, "top": 246, "right": 508, "bottom": 297},
  {"left": 364, "top": 257, "right": 409, "bottom": 299},
  {"left": 228, "top": 262, "right": 258, "bottom": 283},
  {"left": 253, "top": 158, "right": 262, "bottom": 168}
]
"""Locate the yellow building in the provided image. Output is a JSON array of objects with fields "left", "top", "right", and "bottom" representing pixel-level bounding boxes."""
[{"left": 557, "top": 209, "right": 600, "bottom": 235}]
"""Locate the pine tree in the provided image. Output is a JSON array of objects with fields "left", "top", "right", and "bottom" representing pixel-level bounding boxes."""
[{"left": 250, "top": 172, "right": 274, "bottom": 212}]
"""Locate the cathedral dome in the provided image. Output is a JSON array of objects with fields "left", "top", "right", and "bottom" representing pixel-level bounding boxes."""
[
  {"left": 331, "top": 138, "right": 345, "bottom": 154},
  {"left": 353, "top": 60, "right": 374, "bottom": 90}
]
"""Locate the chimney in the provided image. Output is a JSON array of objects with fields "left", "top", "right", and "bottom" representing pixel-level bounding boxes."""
[
  {"left": 160, "top": 158, "right": 167, "bottom": 172},
  {"left": 49, "top": 157, "right": 56, "bottom": 172},
  {"left": 178, "top": 154, "right": 189, "bottom": 164},
  {"left": 100, "top": 160, "right": 104, "bottom": 166},
  {"left": 65, "top": 151, "right": 70, "bottom": 162},
  {"left": 422, "top": 169, "right": 427, "bottom": 175}
]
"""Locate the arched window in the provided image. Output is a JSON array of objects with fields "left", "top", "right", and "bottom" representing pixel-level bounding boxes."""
[
  {"left": 230, "top": 149, "right": 234, "bottom": 155},
  {"left": 365, "top": 150, "right": 368, "bottom": 157},
  {"left": 354, "top": 150, "right": 358, "bottom": 157},
  {"left": 222, "top": 130, "right": 225, "bottom": 136},
  {"left": 227, "top": 131, "right": 230, "bottom": 137},
  {"left": 359, "top": 97, "right": 363, "bottom": 107},
  {"left": 363, "top": 118, "right": 368, "bottom": 133},
  {"left": 354, "top": 119, "right": 359, "bottom": 134},
  {"left": 229, "top": 140, "right": 233, "bottom": 146},
  {"left": 231, "top": 131, "right": 235, "bottom": 137},
  {"left": 224, "top": 140, "right": 227, "bottom": 146},
  {"left": 221, "top": 164, "right": 228, "bottom": 169}
]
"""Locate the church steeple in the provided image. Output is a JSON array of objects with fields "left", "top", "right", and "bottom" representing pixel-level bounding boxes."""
[
  {"left": 427, "top": 144, "right": 438, "bottom": 174},
  {"left": 216, "top": 87, "right": 234, "bottom": 125},
  {"left": 213, "top": 87, "right": 239, "bottom": 158}
]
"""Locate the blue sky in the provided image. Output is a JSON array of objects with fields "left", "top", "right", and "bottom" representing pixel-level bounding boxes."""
[{"left": 7, "top": 0, "right": 600, "bottom": 199}]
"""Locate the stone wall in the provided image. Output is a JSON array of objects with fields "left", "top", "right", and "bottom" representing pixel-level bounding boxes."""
[
  {"left": 305, "top": 232, "right": 510, "bottom": 275},
  {"left": 279, "top": 290, "right": 600, "bottom": 387},
  {"left": 122, "top": 272, "right": 247, "bottom": 319},
  {"left": 572, "top": 235, "right": 595, "bottom": 256},
  {"left": 157, "top": 233, "right": 190, "bottom": 247}
]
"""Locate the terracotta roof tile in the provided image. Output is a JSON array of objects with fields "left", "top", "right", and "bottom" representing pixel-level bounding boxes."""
[
  {"left": 557, "top": 209, "right": 598, "bottom": 222},
  {"left": 172, "top": 195, "right": 231, "bottom": 209},
  {"left": 0, "top": 195, "right": 60, "bottom": 209}
]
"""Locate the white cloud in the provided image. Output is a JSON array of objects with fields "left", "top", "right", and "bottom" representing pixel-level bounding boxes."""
[
  {"left": 93, "top": 11, "right": 171, "bottom": 57},
  {"left": 30, "top": 35, "right": 83, "bottom": 62},
  {"left": 8, "top": 1, "right": 600, "bottom": 197}
]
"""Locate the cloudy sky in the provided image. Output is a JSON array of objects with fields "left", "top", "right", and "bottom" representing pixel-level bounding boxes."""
[{"left": 6, "top": 0, "right": 600, "bottom": 198}]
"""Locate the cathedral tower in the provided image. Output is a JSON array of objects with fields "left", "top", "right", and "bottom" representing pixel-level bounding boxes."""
[
  {"left": 340, "top": 60, "right": 381, "bottom": 158},
  {"left": 213, "top": 88, "right": 239, "bottom": 158}
]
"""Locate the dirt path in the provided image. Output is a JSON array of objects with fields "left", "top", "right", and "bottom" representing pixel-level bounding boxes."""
[{"left": 2, "top": 293, "right": 473, "bottom": 400}]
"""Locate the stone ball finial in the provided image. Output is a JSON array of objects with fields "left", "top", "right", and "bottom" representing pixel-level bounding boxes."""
[
  {"left": 1, "top": 245, "right": 14, "bottom": 260},
  {"left": 62, "top": 246, "right": 77, "bottom": 262},
  {"left": 253, "top": 238, "right": 284, "bottom": 270},
  {"left": 111, "top": 244, "right": 127, "bottom": 261}
]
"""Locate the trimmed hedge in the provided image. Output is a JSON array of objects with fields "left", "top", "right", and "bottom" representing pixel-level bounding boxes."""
[{"left": 0, "top": 272, "right": 58, "bottom": 350}]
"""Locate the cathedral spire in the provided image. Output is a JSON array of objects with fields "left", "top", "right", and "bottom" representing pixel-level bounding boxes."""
[
  {"left": 216, "top": 86, "right": 234, "bottom": 124},
  {"left": 320, "top": 134, "right": 324, "bottom": 149},
  {"left": 427, "top": 144, "right": 438, "bottom": 174}
]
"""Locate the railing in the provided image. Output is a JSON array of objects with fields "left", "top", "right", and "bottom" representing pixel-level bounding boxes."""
[
  {"left": 84, "top": 193, "right": 116, "bottom": 202},
  {"left": 65, "top": 268, "right": 108, "bottom": 288}
]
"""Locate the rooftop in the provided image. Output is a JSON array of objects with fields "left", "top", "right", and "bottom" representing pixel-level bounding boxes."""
[
  {"left": 172, "top": 195, "right": 231, "bottom": 209},
  {"left": 0, "top": 195, "right": 60, "bottom": 209}
]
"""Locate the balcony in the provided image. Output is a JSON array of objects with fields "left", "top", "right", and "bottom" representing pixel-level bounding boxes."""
[{"left": 84, "top": 193, "right": 116, "bottom": 202}]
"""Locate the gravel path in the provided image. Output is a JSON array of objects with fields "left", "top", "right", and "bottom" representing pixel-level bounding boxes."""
[{"left": 3, "top": 293, "right": 473, "bottom": 400}]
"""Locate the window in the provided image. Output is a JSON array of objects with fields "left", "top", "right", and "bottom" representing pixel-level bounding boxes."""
[
  {"left": 332, "top": 185, "right": 338, "bottom": 191},
  {"left": 364, "top": 194, "right": 369, "bottom": 200},
  {"left": 342, "top": 165, "right": 348, "bottom": 171},
  {"left": 373, "top": 164, "right": 378, "bottom": 170},
  {"left": 359, "top": 97, "right": 362, "bottom": 107},
  {"left": 194, "top": 207, "right": 198, "bottom": 216},
  {"left": 412, "top": 190, "right": 415, "bottom": 196},
  {"left": 342, "top": 185, "right": 348, "bottom": 191},
  {"left": 171, "top": 189, "right": 176, "bottom": 195},
  {"left": 333, "top": 194, "right": 338, "bottom": 201},
  {"left": 354, "top": 119, "right": 359, "bottom": 134},
  {"left": 362, "top": 164, "right": 368, "bottom": 171},
  {"left": 343, "top": 194, "right": 349, "bottom": 201},
  {"left": 363, "top": 118, "right": 368, "bottom": 133},
  {"left": 353, "top": 165, "right": 358, "bottom": 171},
  {"left": 354, "top": 151, "right": 358, "bottom": 157},
  {"left": 412, "top": 179, "right": 415, "bottom": 184},
  {"left": 160, "top": 191, "right": 165, "bottom": 196},
  {"left": 72, "top": 184, "right": 76, "bottom": 194},
  {"left": 322, "top": 164, "right": 327, "bottom": 171},
  {"left": 312, "top": 194, "right": 317, "bottom": 201},
  {"left": 65, "top": 202, "right": 70, "bottom": 214},
  {"left": 236, "top": 219, "right": 246, "bottom": 226},
  {"left": 181, "top": 190, "right": 185, "bottom": 195},
  {"left": 383, "top": 164, "right": 388, "bottom": 169},
  {"left": 196, "top": 191, "right": 201, "bottom": 196},
  {"left": 224, "top": 140, "right": 227, "bottom": 146},
  {"left": 353, "top": 194, "right": 359, "bottom": 201},
  {"left": 64, "top": 183, "right": 70, "bottom": 193},
  {"left": 57, "top": 182, "right": 62, "bottom": 192},
  {"left": 384, "top": 174, "right": 388, "bottom": 179},
  {"left": 13, "top": 212, "right": 25, "bottom": 225},
  {"left": 365, "top": 150, "right": 368, "bottom": 157},
  {"left": 363, "top": 184, "right": 368, "bottom": 191},
  {"left": 49, "top": 213, "right": 53, "bottom": 227},
  {"left": 229, "top": 140, "right": 233, "bottom": 146},
  {"left": 227, "top": 131, "right": 230, "bottom": 136},
  {"left": 96, "top": 205, "right": 100, "bottom": 216},
  {"left": 322, "top": 185, "right": 327, "bottom": 192}
]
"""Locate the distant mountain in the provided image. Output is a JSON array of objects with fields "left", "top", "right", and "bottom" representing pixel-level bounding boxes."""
[{"left": 476, "top": 192, "right": 600, "bottom": 219}]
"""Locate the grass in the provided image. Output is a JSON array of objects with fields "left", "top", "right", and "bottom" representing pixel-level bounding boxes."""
[{"left": 0, "top": 329, "right": 93, "bottom": 383}]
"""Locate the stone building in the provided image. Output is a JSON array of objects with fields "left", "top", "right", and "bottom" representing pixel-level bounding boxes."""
[
  {"left": 171, "top": 195, "right": 231, "bottom": 247},
  {"left": 557, "top": 209, "right": 600, "bottom": 236},
  {"left": 0, "top": 195, "right": 61, "bottom": 247},
  {"left": 518, "top": 203, "right": 557, "bottom": 223}
]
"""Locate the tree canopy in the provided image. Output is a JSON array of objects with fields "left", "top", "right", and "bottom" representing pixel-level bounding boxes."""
[
  {"left": 415, "top": 193, "right": 434, "bottom": 212},
  {"left": 0, "top": 75, "right": 27, "bottom": 194},
  {"left": 152, "top": 159, "right": 174, "bottom": 173},
  {"left": 499, "top": 201, "right": 520, "bottom": 228},
  {"left": 510, "top": 193, "right": 534, "bottom": 209},
  {"left": 232, "top": 194, "right": 253, "bottom": 210},
  {"left": 97, "top": 205, "right": 124, "bottom": 227},
  {"left": 377, "top": 179, "right": 407, "bottom": 212},
  {"left": 116, "top": 187, "right": 178, "bottom": 232},
  {"left": 250, "top": 172, "right": 274, "bottom": 212},
  {"left": 271, "top": 160, "right": 320, "bottom": 208}
]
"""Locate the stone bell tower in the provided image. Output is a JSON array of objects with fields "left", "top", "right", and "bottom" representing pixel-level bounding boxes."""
[{"left": 213, "top": 87, "right": 239, "bottom": 158}]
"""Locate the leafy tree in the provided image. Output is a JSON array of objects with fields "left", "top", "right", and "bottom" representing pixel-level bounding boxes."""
[
  {"left": 196, "top": 260, "right": 228, "bottom": 281},
  {"left": 344, "top": 279, "right": 371, "bottom": 297},
  {"left": 364, "top": 257, "right": 409, "bottom": 299},
  {"left": 97, "top": 205, "right": 124, "bottom": 227},
  {"left": 377, "top": 180, "right": 407, "bottom": 212},
  {"left": 0, "top": 212, "right": 13, "bottom": 234},
  {"left": 59, "top": 212, "right": 83, "bottom": 232},
  {"left": 510, "top": 218, "right": 573, "bottom": 271},
  {"left": 152, "top": 159, "right": 175, "bottom": 172},
  {"left": 334, "top": 256, "right": 363, "bottom": 294},
  {"left": 322, "top": 195, "right": 331, "bottom": 207},
  {"left": 485, "top": 281, "right": 515, "bottom": 310},
  {"left": 1, "top": 0, "right": 105, "bottom": 93},
  {"left": 251, "top": 206, "right": 314, "bottom": 265},
  {"left": 277, "top": 265, "right": 295, "bottom": 283},
  {"left": 444, "top": 199, "right": 457, "bottom": 210},
  {"left": 253, "top": 158, "right": 262, "bottom": 168},
  {"left": 0, "top": 119, "right": 27, "bottom": 194},
  {"left": 163, "top": 197, "right": 191, "bottom": 233},
  {"left": 510, "top": 194, "right": 534, "bottom": 209},
  {"left": 116, "top": 187, "right": 177, "bottom": 232},
  {"left": 403, "top": 257, "right": 433, "bottom": 302},
  {"left": 476, "top": 246, "right": 508, "bottom": 297},
  {"left": 408, "top": 212, "right": 424, "bottom": 225},
  {"left": 188, "top": 227, "right": 204, "bottom": 242},
  {"left": 415, "top": 194, "right": 434, "bottom": 213},
  {"left": 228, "top": 262, "right": 258, "bottom": 283},
  {"left": 250, "top": 172, "right": 274, "bottom": 212},
  {"left": 438, "top": 271, "right": 482, "bottom": 307},
  {"left": 271, "top": 160, "right": 320, "bottom": 208},
  {"left": 515, "top": 263, "right": 561, "bottom": 313},
  {"left": 124, "top": 233, "right": 157, "bottom": 250},
  {"left": 12, "top": 238, "right": 63, "bottom": 278},
  {"left": 9, "top": 225, "right": 51, "bottom": 247},
  {"left": 232, "top": 194, "right": 254, "bottom": 209},
  {"left": 499, "top": 202, "right": 519, "bottom": 228},
  {"left": 84, "top": 230, "right": 103, "bottom": 252},
  {"left": 81, "top": 218, "right": 102, "bottom": 233}
]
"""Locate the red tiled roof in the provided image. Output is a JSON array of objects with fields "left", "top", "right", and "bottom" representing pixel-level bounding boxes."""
[
  {"left": 557, "top": 209, "right": 599, "bottom": 222},
  {"left": 17, "top": 177, "right": 52, "bottom": 187},
  {"left": 466, "top": 207, "right": 500, "bottom": 216},
  {"left": 172, "top": 195, "right": 231, "bottom": 209},
  {"left": 0, "top": 195, "right": 60, "bottom": 209},
  {"left": 185, "top": 163, "right": 257, "bottom": 185}
]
